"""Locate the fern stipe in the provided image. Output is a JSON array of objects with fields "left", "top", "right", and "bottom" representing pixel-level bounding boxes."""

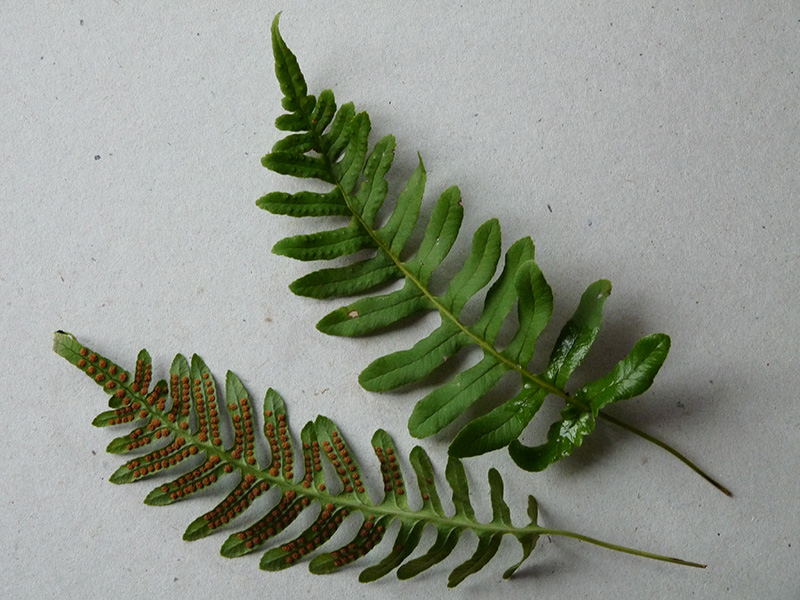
[
  {"left": 260, "top": 15, "right": 729, "bottom": 495},
  {"left": 54, "top": 331, "right": 706, "bottom": 585}
]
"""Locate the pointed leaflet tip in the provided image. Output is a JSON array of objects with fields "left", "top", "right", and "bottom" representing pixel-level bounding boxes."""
[
  {"left": 580, "top": 333, "right": 671, "bottom": 413},
  {"left": 502, "top": 495, "right": 541, "bottom": 579},
  {"left": 53, "top": 330, "right": 83, "bottom": 364},
  {"left": 270, "top": 12, "right": 308, "bottom": 114},
  {"left": 270, "top": 12, "right": 284, "bottom": 50},
  {"left": 53, "top": 330, "right": 76, "bottom": 356},
  {"left": 544, "top": 278, "right": 613, "bottom": 388}
]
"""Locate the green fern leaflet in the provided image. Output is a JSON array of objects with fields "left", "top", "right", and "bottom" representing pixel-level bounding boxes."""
[
  {"left": 259, "top": 15, "right": 727, "bottom": 493},
  {"left": 54, "top": 331, "right": 704, "bottom": 585}
]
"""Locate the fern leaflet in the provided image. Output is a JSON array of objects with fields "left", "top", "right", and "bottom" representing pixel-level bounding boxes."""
[
  {"left": 54, "top": 331, "right": 704, "bottom": 585},
  {"left": 258, "top": 15, "right": 728, "bottom": 494}
]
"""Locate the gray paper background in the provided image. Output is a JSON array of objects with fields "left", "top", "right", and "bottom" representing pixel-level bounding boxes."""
[{"left": 3, "top": 2, "right": 799, "bottom": 598}]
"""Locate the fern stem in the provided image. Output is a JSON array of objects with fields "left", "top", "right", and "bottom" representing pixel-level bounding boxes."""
[
  {"left": 538, "top": 529, "right": 707, "bottom": 568},
  {"left": 549, "top": 389, "right": 731, "bottom": 497},
  {"left": 597, "top": 411, "right": 732, "bottom": 497}
]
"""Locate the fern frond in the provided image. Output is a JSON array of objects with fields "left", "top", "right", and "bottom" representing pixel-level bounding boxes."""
[
  {"left": 259, "top": 15, "right": 728, "bottom": 495},
  {"left": 54, "top": 331, "right": 705, "bottom": 585}
]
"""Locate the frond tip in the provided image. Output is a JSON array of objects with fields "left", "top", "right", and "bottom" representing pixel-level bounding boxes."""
[{"left": 54, "top": 331, "right": 706, "bottom": 585}]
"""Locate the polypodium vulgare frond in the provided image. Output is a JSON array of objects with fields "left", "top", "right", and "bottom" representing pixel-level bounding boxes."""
[
  {"left": 258, "top": 16, "right": 729, "bottom": 495},
  {"left": 53, "top": 331, "right": 705, "bottom": 586}
]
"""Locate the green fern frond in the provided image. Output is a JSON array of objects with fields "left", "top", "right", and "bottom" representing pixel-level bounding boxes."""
[
  {"left": 258, "top": 15, "right": 728, "bottom": 494},
  {"left": 53, "top": 331, "right": 705, "bottom": 585}
]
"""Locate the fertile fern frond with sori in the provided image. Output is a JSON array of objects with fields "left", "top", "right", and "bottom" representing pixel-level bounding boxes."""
[
  {"left": 258, "top": 16, "right": 727, "bottom": 494},
  {"left": 53, "top": 331, "right": 705, "bottom": 586}
]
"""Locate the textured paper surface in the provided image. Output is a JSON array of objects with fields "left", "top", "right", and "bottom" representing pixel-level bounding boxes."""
[{"left": 2, "top": 2, "right": 799, "bottom": 598}]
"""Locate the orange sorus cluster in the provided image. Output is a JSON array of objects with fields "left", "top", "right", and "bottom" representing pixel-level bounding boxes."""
[
  {"left": 321, "top": 430, "right": 364, "bottom": 495},
  {"left": 264, "top": 410, "right": 294, "bottom": 480}
]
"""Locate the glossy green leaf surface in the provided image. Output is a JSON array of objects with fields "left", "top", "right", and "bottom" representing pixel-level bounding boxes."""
[{"left": 260, "top": 15, "right": 677, "bottom": 472}]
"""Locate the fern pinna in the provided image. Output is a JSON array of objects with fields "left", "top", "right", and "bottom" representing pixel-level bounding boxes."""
[
  {"left": 258, "top": 16, "right": 727, "bottom": 494},
  {"left": 54, "top": 331, "right": 705, "bottom": 585}
]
